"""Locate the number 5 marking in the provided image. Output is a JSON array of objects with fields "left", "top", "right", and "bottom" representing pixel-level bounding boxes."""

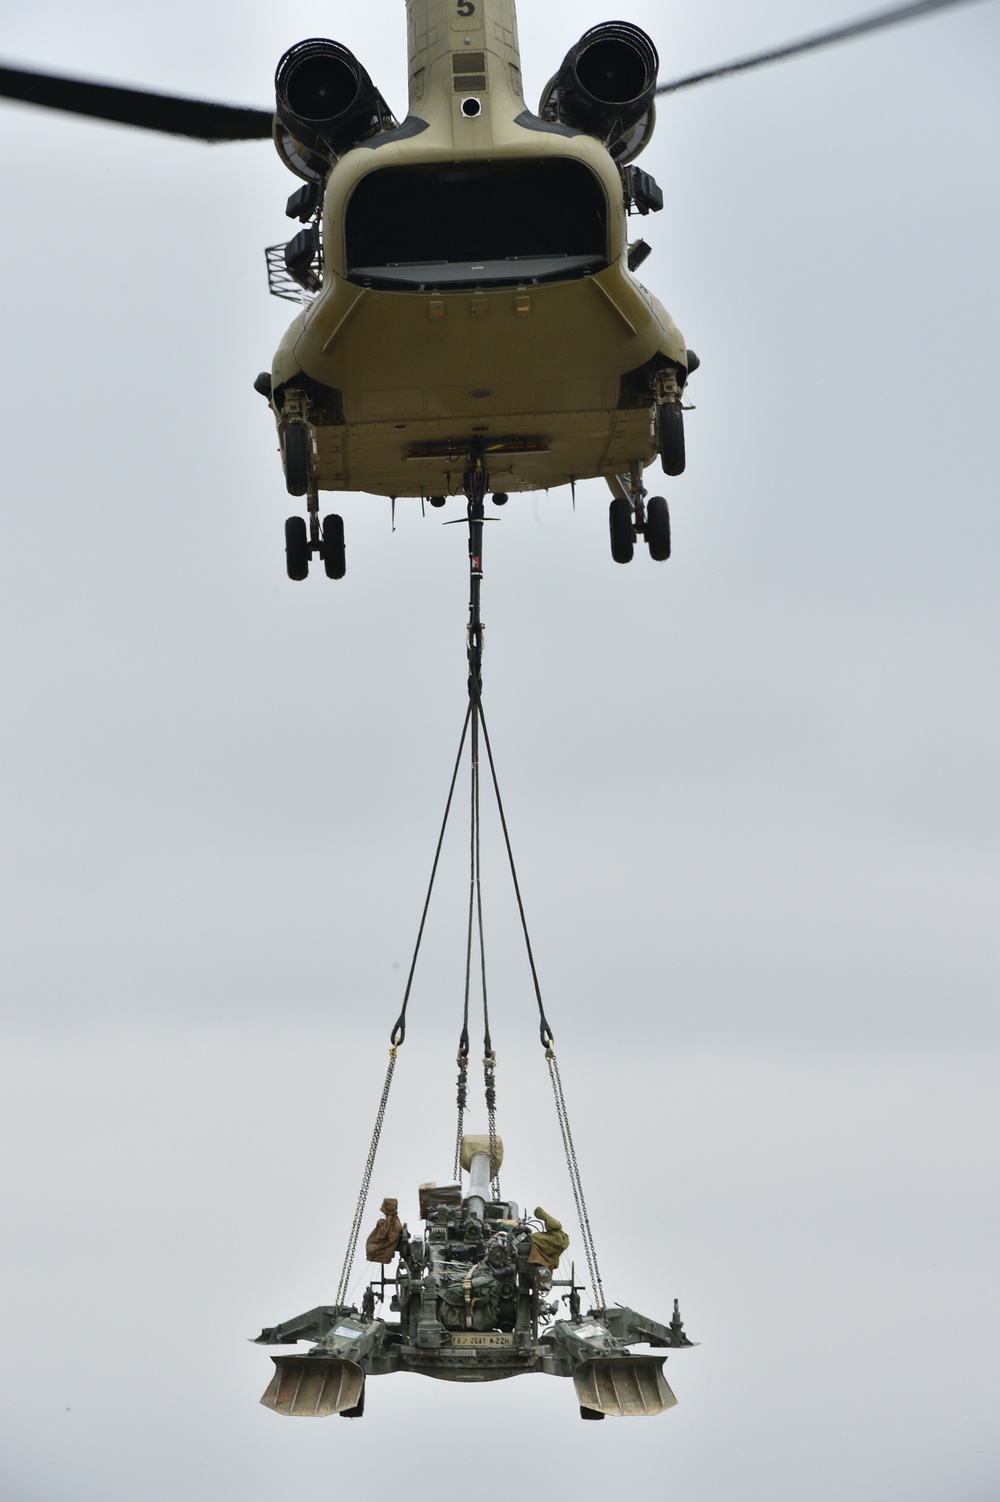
[{"left": 457, "top": 1, "right": 475, "bottom": 16}]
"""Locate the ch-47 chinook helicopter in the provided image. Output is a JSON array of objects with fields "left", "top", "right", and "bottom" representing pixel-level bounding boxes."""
[
  {"left": 0, "top": 0, "right": 981, "bottom": 580},
  {"left": 262, "top": 4, "right": 691, "bottom": 581}
]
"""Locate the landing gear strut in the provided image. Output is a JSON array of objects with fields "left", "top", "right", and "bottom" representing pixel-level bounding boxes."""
[
  {"left": 607, "top": 465, "right": 671, "bottom": 566},
  {"left": 284, "top": 478, "right": 346, "bottom": 582},
  {"left": 280, "top": 405, "right": 347, "bottom": 581}
]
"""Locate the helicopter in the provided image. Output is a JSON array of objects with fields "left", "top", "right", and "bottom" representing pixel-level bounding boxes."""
[
  {"left": 0, "top": 0, "right": 983, "bottom": 582},
  {"left": 0, "top": 5, "right": 995, "bottom": 1466}
]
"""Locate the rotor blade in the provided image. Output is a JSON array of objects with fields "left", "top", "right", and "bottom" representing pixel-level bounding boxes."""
[
  {"left": 655, "top": 0, "right": 992, "bottom": 95},
  {"left": 0, "top": 62, "right": 273, "bottom": 141}
]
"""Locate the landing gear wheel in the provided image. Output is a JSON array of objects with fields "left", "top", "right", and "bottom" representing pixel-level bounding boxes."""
[
  {"left": 580, "top": 1406, "right": 605, "bottom": 1421},
  {"left": 608, "top": 496, "right": 634, "bottom": 565},
  {"left": 283, "top": 422, "right": 310, "bottom": 497},
  {"left": 659, "top": 403, "right": 686, "bottom": 477},
  {"left": 322, "top": 513, "right": 346, "bottom": 580},
  {"left": 645, "top": 495, "right": 671, "bottom": 561},
  {"left": 284, "top": 515, "right": 309, "bottom": 581}
]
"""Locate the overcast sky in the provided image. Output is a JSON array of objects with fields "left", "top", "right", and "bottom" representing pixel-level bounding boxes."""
[{"left": 1, "top": 2, "right": 998, "bottom": 1498}]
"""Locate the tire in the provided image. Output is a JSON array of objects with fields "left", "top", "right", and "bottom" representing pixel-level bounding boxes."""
[
  {"left": 284, "top": 515, "right": 309, "bottom": 581},
  {"left": 283, "top": 422, "right": 310, "bottom": 497},
  {"left": 659, "top": 403, "right": 686, "bottom": 476},
  {"left": 608, "top": 496, "right": 634, "bottom": 565},
  {"left": 322, "top": 513, "right": 346, "bottom": 580},
  {"left": 645, "top": 495, "right": 671, "bottom": 562}
]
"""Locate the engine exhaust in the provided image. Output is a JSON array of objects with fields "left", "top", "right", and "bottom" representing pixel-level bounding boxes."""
[
  {"left": 275, "top": 38, "right": 392, "bottom": 157},
  {"left": 539, "top": 22, "right": 658, "bottom": 157}
]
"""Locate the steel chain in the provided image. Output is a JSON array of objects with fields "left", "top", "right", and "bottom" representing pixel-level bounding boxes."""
[
  {"left": 453, "top": 1051, "right": 469, "bottom": 1182},
  {"left": 484, "top": 1050, "right": 502, "bottom": 1199}
]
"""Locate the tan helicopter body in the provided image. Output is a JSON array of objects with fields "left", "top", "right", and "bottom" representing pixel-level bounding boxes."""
[
  {"left": 265, "top": 0, "right": 692, "bottom": 565},
  {"left": 1, "top": 0, "right": 965, "bottom": 578}
]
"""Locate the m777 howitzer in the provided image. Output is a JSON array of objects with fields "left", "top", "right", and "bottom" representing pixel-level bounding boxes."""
[{"left": 254, "top": 1135, "right": 695, "bottom": 1420}]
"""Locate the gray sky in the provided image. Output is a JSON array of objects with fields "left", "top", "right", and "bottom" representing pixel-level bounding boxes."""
[{"left": 0, "top": 2, "right": 998, "bottom": 1498}]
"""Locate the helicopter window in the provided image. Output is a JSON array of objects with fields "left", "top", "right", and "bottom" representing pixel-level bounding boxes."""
[{"left": 345, "top": 158, "right": 608, "bottom": 289}]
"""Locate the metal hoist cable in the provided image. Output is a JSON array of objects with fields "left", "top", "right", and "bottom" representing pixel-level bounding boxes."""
[
  {"left": 453, "top": 460, "right": 503, "bottom": 1197},
  {"left": 545, "top": 1044, "right": 605, "bottom": 1311},
  {"left": 335, "top": 1045, "right": 397, "bottom": 1309},
  {"left": 477, "top": 695, "right": 605, "bottom": 1309},
  {"left": 336, "top": 706, "right": 471, "bottom": 1307},
  {"left": 453, "top": 659, "right": 502, "bottom": 1195},
  {"left": 452, "top": 705, "right": 476, "bottom": 1182},
  {"left": 390, "top": 704, "right": 472, "bottom": 1049},
  {"left": 337, "top": 478, "right": 604, "bottom": 1309}
]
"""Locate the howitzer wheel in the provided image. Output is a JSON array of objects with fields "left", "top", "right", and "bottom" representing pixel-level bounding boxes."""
[
  {"left": 573, "top": 1356, "right": 677, "bottom": 1417},
  {"left": 260, "top": 1356, "right": 365, "bottom": 1417}
]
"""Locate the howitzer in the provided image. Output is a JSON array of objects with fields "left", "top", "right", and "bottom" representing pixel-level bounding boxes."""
[{"left": 255, "top": 1135, "right": 695, "bottom": 1419}]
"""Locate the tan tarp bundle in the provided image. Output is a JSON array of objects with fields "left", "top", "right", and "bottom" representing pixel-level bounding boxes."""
[
  {"left": 365, "top": 1197, "right": 402, "bottom": 1263},
  {"left": 527, "top": 1206, "right": 570, "bottom": 1269},
  {"left": 460, "top": 1133, "right": 505, "bottom": 1172}
]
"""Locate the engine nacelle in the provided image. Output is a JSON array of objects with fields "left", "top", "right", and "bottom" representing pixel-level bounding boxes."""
[
  {"left": 274, "top": 38, "right": 394, "bottom": 165},
  {"left": 539, "top": 22, "right": 658, "bottom": 165}
]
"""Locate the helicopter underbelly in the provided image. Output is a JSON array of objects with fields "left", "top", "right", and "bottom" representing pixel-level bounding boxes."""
[
  {"left": 272, "top": 262, "right": 685, "bottom": 498},
  {"left": 312, "top": 402, "right": 658, "bottom": 499}
]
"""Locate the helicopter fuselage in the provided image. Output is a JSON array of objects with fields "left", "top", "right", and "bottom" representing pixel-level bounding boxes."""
[{"left": 267, "top": 0, "right": 688, "bottom": 501}]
